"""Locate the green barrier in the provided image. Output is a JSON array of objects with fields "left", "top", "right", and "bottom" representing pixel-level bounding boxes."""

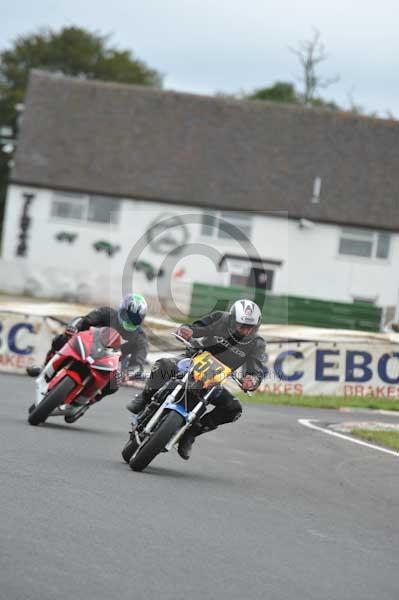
[{"left": 190, "top": 283, "right": 381, "bottom": 332}]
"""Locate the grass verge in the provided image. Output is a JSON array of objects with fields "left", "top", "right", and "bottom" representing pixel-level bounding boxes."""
[
  {"left": 238, "top": 392, "right": 399, "bottom": 412},
  {"left": 350, "top": 429, "right": 399, "bottom": 452}
]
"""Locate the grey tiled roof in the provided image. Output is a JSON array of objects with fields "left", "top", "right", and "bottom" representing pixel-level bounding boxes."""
[{"left": 12, "top": 70, "right": 399, "bottom": 230}]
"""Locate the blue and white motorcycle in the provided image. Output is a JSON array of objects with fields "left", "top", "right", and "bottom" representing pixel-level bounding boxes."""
[{"left": 122, "top": 335, "right": 248, "bottom": 472}]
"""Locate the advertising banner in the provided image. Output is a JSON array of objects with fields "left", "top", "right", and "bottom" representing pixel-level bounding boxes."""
[
  {"left": 259, "top": 341, "right": 399, "bottom": 398},
  {"left": 0, "top": 312, "right": 63, "bottom": 374},
  {"left": 1, "top": 307, "right": 399, "bottom": 398}
]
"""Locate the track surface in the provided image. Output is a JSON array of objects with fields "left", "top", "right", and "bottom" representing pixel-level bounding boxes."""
[{"left": 1, "top": 373, "right": 399, "bottom": 600}]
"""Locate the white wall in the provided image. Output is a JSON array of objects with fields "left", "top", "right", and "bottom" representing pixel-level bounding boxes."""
[
  {"left": 2, "top": 184, "right": 399, "bottom": 309},
  {"left": 285, "top": 219, "right": 399, "bottom": 306}
]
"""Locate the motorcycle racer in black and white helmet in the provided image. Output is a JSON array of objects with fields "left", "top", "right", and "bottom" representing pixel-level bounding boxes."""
[{"left": 127, "top": 298, "right": 266, "bottom": 461}]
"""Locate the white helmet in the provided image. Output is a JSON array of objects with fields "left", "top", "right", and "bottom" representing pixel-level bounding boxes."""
[{"left": 229, "top": 299, "right": 261, "bottom": 337}]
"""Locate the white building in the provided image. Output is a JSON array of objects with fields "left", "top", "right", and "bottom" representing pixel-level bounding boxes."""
[{"left": 2, "top": 71, "right": 399, "bottom": 318}]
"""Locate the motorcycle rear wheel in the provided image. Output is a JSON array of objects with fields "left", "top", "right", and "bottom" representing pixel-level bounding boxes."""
[
  {"left": 28, "top": 376, "right": 76, "bottom": 426},
  {"left": 129, "top": 411, "right": 184, "bottom": 472}
]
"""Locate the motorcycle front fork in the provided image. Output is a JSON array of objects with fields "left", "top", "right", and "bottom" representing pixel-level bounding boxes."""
[
  {"left": 164, "top": 396, "right": 210, "bottom": 451},
  {"left": 129, "top": 385, "right": 216, "bottom": 452},
  {"left": 34, "top": 354, "right": 60, "bottom": 405}
]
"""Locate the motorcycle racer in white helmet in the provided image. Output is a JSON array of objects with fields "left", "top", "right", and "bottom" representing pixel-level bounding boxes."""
[{"left": 127, "top": 298, "right": 265, "bottom": 461}]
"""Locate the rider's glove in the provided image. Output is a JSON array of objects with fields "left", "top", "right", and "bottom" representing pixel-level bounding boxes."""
[
  {"left": 65, "top": 325, "right": 79, "bottom": 338},
  {"left": 241, "top": 375, "right": 258, "bottom": 391},
  {"left": 65, "top": 317, "right": 85, "bottom": 338},
  {"left": 127, "top": 365, "right": 143, "bottom": 380},
  {"left": 177, "top": 326, "right": 193, "bottom": 340}
]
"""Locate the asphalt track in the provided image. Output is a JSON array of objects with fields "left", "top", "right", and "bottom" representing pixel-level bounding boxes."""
[{"left": 1, "top": 372, "right": 399, "bottom": 600}]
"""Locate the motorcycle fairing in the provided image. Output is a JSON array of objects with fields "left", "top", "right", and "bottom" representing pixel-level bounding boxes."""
[
  {"left": 68, "top": 327, "right": 121, "bottom": 371},
  {"left": 47, "top": 327, "right": 120, "bottom": 403}
]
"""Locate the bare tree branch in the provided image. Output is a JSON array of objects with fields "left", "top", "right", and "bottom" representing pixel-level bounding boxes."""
[{"left": 289, "top": 28, "right": 339, "bottom": 105}]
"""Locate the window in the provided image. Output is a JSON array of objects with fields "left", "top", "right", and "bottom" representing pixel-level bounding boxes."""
[
  {"left": 376, "top": 232, "right": 390, "bottom": 259},
  {"left": 88, "top": 195, "right": 119, "bottom": 224},
  {"left": 51, "top": 192, "right": 86, "bottom": 220},
  {"left": 201, "top": 211, "right": 252, "bottom": 242},
  {"left": 51, "top": 192, "right": 120, "bottom": 224},
  {"left": 338, "top": 228, "right": 391, "bottom": 260}
]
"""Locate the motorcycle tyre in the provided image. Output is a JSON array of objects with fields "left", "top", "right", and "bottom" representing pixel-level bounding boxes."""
[
  {"left": 129, "top": 411, "right": 184, "bottom": 472},
  {"left": 121, "top": 436, "right": 139, "bottom": 463},
  {"left": 28, "top": 376, "right": 76, "bottom": 426}
]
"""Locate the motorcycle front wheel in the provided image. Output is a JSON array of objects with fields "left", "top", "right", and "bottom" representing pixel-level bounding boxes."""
[
  {"left": 121, "top": 435, "right": 139, "bottom": 463},
  {"left": 28, "top": 376, "right": 76, "bottom": 426},
  {"left": 129, "top": 410, "right": 184, "bottom": 472}
]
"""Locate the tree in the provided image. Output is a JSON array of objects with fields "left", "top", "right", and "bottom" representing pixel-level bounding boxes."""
[
  {"left": 0, "top": 27, "right": 161, "bottom": 125},
  {"left": 0, "top": 26, "right": 162, "bottom": 236},
  {"left": 247, "top": 82, "right": 299, "bottom": 104},
  {"left": 245, "top": 31, "right": 341, "bottom": 112},
  {"left": 245, "top": 80, "right": 339, "bottom": 111},
  {"left": 289, "top": 28, "right": 339, "bottom": 106}
]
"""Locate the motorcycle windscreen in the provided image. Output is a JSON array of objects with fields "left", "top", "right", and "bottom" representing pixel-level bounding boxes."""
[
  {"left": 191, "top": 351, "right": 232, "bottom": 389},
  {"left": 73, "top": 328, "right": 121, "bottom": 371},
  {"left": 98, "top": 327, "right": 122, "bottom": 350}
]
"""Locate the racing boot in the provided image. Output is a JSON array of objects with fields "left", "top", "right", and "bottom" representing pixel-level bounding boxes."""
[
  {"left": 26, "top": 351, "right": 54, "bottom": 378},
  {"left": 177, "top": 430, "right": 197, "bottom": 460},
  {"left": 126, "top": 392, "right": 146, "bottom": 415},
  {"left": 177, "top": 422, "right": 207, "bottom": 460},
  {"left": 26, "top": 366, "right": 42, "bottom": 377},
  {"left": 178, "top": 417, "right": 219, "bottom": 460},
  {"left": 126, "top": 392, "right": 147, "bottom": 431}
]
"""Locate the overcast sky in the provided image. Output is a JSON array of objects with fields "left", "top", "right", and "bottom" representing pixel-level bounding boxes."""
[{"left": 2, "top": 0, "right": 399, "bottom": 118}]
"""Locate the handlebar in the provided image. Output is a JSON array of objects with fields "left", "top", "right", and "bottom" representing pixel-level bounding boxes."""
[{"left": 173, "top": 332, "right": 193, "bottom": 348}]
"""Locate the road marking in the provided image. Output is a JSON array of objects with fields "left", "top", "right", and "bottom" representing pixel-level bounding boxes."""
[{"left": 298, "top": 419, "right": 399, "bottom": 458}]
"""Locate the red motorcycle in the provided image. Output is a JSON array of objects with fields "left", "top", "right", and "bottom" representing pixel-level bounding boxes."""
[{"left": 28, "top": 327, "right": 122, "bottom": 426}]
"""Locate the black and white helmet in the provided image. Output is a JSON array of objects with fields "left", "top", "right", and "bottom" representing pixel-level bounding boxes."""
[{"left": 229, "top": 299, "right": 262, "bottom": 337}]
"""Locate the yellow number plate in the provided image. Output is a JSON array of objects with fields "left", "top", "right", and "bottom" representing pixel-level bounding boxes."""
[{"left": 191, "top": 351, "right": 232, "bottom": 389}]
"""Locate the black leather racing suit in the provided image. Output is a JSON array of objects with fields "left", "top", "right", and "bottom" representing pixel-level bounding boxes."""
[{"left": 142, "top": 311, "right": 266, "bottom": 429}]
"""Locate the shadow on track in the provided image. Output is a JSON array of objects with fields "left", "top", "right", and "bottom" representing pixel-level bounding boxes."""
[
  {"left": 12, "top": 416, "right": 121, "bottom": 437},
  {"left": 119, "top": 462, "right": 237, "bottom": 486}
]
